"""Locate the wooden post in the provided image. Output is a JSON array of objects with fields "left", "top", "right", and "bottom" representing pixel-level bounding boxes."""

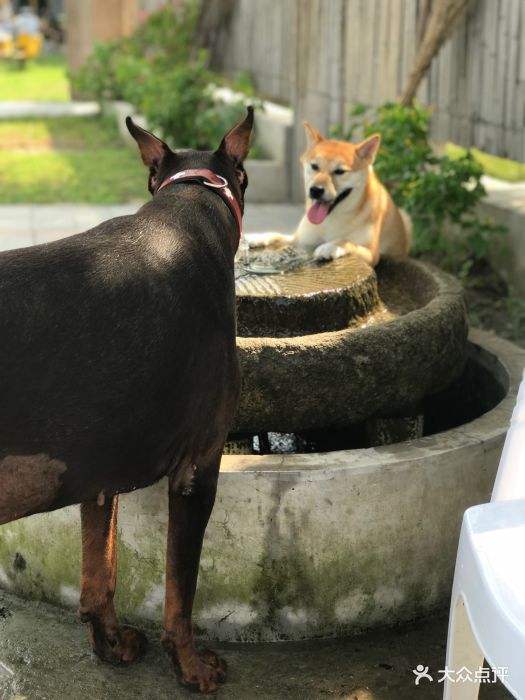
[{"left": 65, "top": 0, "right": 140, "bottom": 72}]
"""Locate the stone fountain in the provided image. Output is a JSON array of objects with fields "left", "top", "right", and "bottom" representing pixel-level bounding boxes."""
[
  {"left": 0, "top": 247, "right": 523, "bottom": 643},
  {"left": 234, "top": 248, "right": 468, "bottom": 447}
]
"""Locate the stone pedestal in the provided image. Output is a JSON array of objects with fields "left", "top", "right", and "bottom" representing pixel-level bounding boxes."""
[{"left": 235, "top": 257, "right": 468, "bottom": 435}]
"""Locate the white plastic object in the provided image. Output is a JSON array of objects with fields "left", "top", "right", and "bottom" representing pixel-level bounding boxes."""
[
  {"left": 492, "top": 373, "right": 525, "bottom": 502},
  {"left": 444, "top": 371, "right": 525, "bottom": 699}
]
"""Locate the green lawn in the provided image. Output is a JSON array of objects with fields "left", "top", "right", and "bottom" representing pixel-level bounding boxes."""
[
  {"left": 0, "top": 54, "right": 70, "bottom": 101},
  {"left": 0, "top": 116, "right": 147, "bottom": 203},
  {"left": 446, "top": 142, "right": 525, "bottom": 182}
]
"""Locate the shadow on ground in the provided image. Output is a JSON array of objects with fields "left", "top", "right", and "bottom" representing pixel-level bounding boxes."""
[{"left": 0, "top": 592, "right": 512, "bottom": 699}]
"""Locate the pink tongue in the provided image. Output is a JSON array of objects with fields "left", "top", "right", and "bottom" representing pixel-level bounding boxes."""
[{"left": 307, "top": 201, "right": 330, "bottom": 225}]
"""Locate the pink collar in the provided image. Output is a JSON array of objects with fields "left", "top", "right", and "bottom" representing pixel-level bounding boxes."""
[{"left": 156, "top": 168, "right": 242, "bottom": 245}]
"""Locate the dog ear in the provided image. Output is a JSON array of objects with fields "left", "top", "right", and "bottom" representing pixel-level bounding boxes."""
[
  {"left": 303, "top": 121, "right": 324, "bottom": 146},
  {"left": 217, "top": 106, "right": 254, "bottom": 165},
  {"left": 126, "top": 116, "right": 170, "bottom": 169},
  {"left": 356, "top": 133, "right": 381, "bottom": 163}
]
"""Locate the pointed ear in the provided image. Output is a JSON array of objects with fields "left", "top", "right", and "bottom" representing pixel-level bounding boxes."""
[
  {"left": 217, "top": 106, "right": 254, "bottom": 164},
  {"left": 303, "top": 121, "right": 324, "bottom": 147},
  {"left": 126, "top": 116, "right": 170, "bottom": 170},
  {"left": 356, "top": 133, "right": 381, "bottom": 163}
]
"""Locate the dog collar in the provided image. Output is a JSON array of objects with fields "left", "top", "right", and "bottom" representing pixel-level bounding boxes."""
[{"left": 156, "top": 168, "right": 242, "bottom": 244}]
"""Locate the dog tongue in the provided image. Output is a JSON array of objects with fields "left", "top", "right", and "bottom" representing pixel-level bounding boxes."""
[{"left": 307, "top": 201, "right": 330, "bottom": 225}]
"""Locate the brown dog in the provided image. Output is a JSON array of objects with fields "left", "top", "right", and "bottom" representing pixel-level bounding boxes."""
[
  {"left": 0, "top": 108, "right": 253, "bottom": 694},
  {"left": 249, "top": 122, "right": 411, "bottom": 267}
]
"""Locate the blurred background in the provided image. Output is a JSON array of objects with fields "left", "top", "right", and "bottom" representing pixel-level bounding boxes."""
[{"left": 0, "top": 0, "right": 523, "bottom": 346}]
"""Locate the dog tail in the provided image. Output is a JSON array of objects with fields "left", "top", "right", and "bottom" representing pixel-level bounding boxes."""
[{"left": 399, "top": 209, "right": 413, "bottom": 254}]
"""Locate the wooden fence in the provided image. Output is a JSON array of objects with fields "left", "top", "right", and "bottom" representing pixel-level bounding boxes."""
[{"left": 213, "top": 0, "right": 525, "bottom": 196}]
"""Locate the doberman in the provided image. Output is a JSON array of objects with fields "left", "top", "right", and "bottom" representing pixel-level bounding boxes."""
[{"left": 0, "top": 107, "right": 254, "bottom": 694}]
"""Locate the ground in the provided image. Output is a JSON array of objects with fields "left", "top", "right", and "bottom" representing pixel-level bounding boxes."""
[
  {"left": 0, "top": 592, "right": 512, "bottom": 700},
  {"left": 465, "top": 281, "right": 525, "bottom": 348}
]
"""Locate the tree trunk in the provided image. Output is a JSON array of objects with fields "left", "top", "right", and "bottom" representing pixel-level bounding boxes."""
[
  {"left": 193, "top": 0, "right": 236, "bottom": 66},
  {"left": 400, "top": 0, "right": 472, "bottom": 106},
  {"left": 416, "top": 0, "right": 433, "bottom": 45}
]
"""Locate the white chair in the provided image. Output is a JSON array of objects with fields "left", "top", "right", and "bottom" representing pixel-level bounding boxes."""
[{"left": 444, "top": 371, "right": 525, "bottom": 699}]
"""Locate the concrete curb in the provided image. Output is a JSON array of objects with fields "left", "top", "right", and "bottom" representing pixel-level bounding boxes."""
[{"left": 0, "top": 101, "right": 100, "bottom": 119}]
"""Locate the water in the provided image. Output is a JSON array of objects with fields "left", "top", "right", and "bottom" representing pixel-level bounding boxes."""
[{"left": 235, "top": 239, "right": 311, "bottom": 278}]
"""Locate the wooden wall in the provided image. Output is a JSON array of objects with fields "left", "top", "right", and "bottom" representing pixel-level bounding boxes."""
[{"left": 213, "top": 0, "right": 525, "bottom": 196}]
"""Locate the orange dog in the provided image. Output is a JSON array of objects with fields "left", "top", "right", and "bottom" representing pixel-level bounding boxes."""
[{"left": 250, "top": 122, "right": 411, "bottom": 267}]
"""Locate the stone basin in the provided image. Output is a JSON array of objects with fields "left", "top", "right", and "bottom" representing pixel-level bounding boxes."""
[
  {"left": 236, "top": 254, "right": 380, "bottom": 336},
  {"left": 235, "top": 255, "right": 468, "bottom": 435}
]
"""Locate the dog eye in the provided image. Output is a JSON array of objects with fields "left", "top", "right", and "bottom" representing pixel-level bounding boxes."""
[
  {"left": 333, "top": 168, "right": 346, "bottom": 175},
  {"left": 310, "top": 163, "right": 319, "bottom": 171}
]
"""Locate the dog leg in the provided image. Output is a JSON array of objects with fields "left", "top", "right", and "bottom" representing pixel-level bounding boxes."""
[
  {"left": 162, "top": 455, "right": 226, "bottom": 694},
  {"left": 314, "top": 240, "right": 379, "bottom": 267},
  {"left": 79, "top": 496, "right": 147, "bottom": 664},
  {"left": 245, "top": 232, "right": 293, "bottom": 249}
]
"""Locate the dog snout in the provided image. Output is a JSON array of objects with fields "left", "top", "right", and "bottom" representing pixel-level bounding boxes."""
[{"left": 309, "top": 185, "right": 325, "bottom": 200}]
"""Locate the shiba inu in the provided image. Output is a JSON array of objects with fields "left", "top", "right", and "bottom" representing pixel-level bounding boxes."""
[{"left": 250, "top": 122, "right": 411, "bottom": 267}]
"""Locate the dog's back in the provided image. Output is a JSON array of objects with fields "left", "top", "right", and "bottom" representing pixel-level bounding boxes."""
[
  {"left": 0, "top": 187, "right": 239, "bottom": 523},
  {"left": 373, "top": 176, "right": 412, "bottom": 258}
]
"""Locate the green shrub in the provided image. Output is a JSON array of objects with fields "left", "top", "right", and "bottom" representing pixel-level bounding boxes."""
[
  {"left": 70, "top": 2, "right": 251, "bottom": 151},
  {"left": 70, "top": 40, "right": 127, "bottom": 101},
  {"left": 331, "top": 102, "right": 507, "bottom": 277}
]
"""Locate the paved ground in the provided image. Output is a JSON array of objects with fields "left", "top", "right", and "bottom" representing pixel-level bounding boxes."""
[
  {"left": 0, "top": 592, "right": 512, "bottom": 700},
  {"left": 0, "top": 102, "right": 100, "bottom": 119},
  {"left": 0, "top": 203, "right": 303, "bottom": 252}
]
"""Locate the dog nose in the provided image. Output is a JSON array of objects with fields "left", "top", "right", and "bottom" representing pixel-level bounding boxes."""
[{"left": 309, "top": 185, "right": 325, "bottom": 200}]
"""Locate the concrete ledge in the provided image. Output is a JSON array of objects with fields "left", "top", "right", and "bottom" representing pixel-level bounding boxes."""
[
  {"left": 0, "top": 101, "right": 100, "bottom": 119},
  {"left": 0, "top": 330, "right": 523, "bottom": 641},
  {"left": 479, "top": 175, "right": 525, "bottom": 294}
]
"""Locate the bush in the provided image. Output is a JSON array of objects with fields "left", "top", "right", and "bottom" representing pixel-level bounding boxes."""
[
  {"left": 331, "top": 102, "right": 507, "bottom": 277},
  {"left": 70, "top": 2, "right": 250, "bottom": 151}
]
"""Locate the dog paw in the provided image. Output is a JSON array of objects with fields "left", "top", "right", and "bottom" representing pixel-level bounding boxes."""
[
  {"left": 199, "top": 647, "right": 228, "bottom": 676},
  {"left": 313, "top": 242, "right": 347, "bottom": 261},
  {"left": 245, "top": 233, "right": 268, "bottom": 248},
  {"left": 164, "top": 640, "right": 227, "bottom": 694},
  {"left": 114, "top": 625, "right": 148, "bottom": 664},
  {"left": 178, "top": 654, "right": 227, "bottom": 694},
  {"left": 244, "top": 232, "right": 289, "bottom": 249},
  {"left": 90, "top": 623, "right": 147, "bottom": 665}
]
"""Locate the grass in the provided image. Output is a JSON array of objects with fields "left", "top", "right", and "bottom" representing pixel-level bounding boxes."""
[
  {"left": 0, "top": 54, "right": 70, "bottom": 101},
  {"left": 0, "top": 116, "right": 147, "bottom": 203},
  {"left": 0, "top": 116, "right": 121, "bottom": 149},
  {"left": 446, "top": 142, "right": 525, "bottom": 182}
]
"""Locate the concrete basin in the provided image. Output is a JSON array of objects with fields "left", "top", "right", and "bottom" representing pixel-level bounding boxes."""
[{"left": 0, "top": 329, "right": 522, "bottom": 641}]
